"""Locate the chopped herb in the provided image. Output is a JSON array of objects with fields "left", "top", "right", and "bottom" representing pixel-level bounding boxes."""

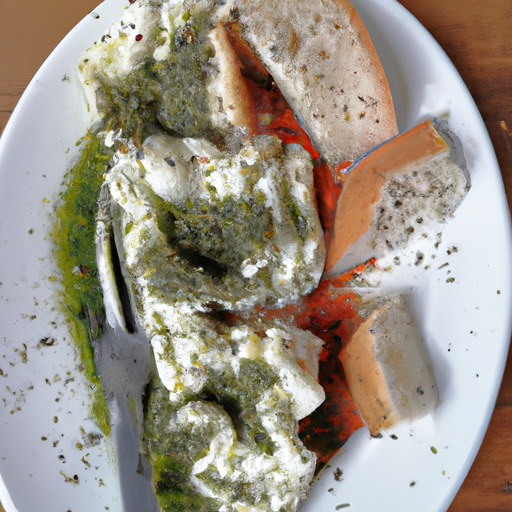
[
  {"left": 38, "top": 337, "right": 56, "bottom": 347},
  {"left": 414, "top": 252, "right": 424, "bottom": 266},
  {"left": 60, "top": 472, "right": 80, "bottom": 485},
  {"left": 333, "top": 467, "right": 343, "bottom": 481},
  {"left": 327, "top": 320, "right": 342, "bottom": 332}
]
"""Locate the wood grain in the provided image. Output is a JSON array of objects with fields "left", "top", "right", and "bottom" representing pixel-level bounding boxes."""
[
  {"left": 0, "top": 0, "right": 511, "bottom": 510},
  {"left": 397, "top": 2, "right": 512, "bottom": 510}
]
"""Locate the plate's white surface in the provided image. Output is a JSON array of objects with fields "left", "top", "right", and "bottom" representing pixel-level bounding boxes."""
[{"left": 0, "top": 1, "right": 511, "bottom": 511}]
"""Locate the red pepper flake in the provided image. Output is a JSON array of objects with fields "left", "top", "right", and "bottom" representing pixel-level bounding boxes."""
[
  {"left": 135, "top": 34, "right": 143, "bottom": 42},
  {"left": 75, "top": 264, "right": 91, "bottom": 278},
  {"left": 129, "top": 0, "right": 137, "bottom": 3},
  {"left": 313, "top": 427, "right": 330, "bottom": 434}
]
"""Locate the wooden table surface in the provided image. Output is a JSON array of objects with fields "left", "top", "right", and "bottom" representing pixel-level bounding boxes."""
[{"left": 0, "top": 0, "right": 511, "bottom": 511}]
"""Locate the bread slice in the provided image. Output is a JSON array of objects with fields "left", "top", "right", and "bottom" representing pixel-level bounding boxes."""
[
  {"left": 340, "top": 295, "right": 438, "bottom": 436},
  {"left": 233, "top": 0, "right": 398, "bottom": 166},
  {"left": 207, "top": 22, "right": 259, "bottom": 135},
  {"left": 324, "top": 119, "right": 470, "bottom": 276}
]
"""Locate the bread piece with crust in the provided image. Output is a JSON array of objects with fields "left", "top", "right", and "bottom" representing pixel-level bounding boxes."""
[
  {"left": 234, "top": 0, "right": 398, "bottom": 167},
  {"left": 340, "top": 295, "right": 438, "bottom": 436},
  {"left": 207, "top": 22, "right": 259, "bottom": 135},
  {"left": 324, "top": 119, "right": 470, "bottom": 276}
]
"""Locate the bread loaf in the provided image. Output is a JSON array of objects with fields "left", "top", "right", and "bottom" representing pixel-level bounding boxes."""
[
  {"left": 340, "top": 295, "right": 438, "bottom": 436},
  {"left": 324, "top": 119, "right": 470, "bottom": 276},
  {"left": 235, "top": 0, "right": 398, "bottom": 166}
]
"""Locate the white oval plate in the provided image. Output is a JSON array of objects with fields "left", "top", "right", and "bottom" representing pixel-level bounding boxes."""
[{"left": 0, "top": 1, "right": 511, "bottom": 511}]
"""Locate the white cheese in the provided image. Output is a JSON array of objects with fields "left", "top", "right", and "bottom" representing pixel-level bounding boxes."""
[
  {"left": 79, "top": 0, "right": 184, "bottom": 117},
  {"left": 105, "top": 132, "right": 325, "bottom": 310},
  {"left": 137, "top": 299, "right": 322, "bottom": 510}
]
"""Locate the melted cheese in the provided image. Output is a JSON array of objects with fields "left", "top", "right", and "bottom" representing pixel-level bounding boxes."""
[{"left": 105, "top": 132, "right": 325, "bottom": 310}]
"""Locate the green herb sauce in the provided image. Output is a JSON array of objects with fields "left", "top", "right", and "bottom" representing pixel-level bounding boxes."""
[
  {"left": 52, "top": 132, "right": 114, "bottom": 435},
  {"left": 143, "top": 378, "right": 221, "bottom": 511},
  {"left": 90, "top": 6, "right": 215, "bottom": 142},
  {"left": 143, "top": 354, "right": 284, "bottom": 510}
]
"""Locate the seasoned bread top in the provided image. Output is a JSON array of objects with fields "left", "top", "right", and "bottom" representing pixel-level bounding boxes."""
[
  {"left": 235, "top": 0, "right": 398, "bottom": 166},
  {"left": 324, "top": 119, "right": 470, "bottom": 275}
]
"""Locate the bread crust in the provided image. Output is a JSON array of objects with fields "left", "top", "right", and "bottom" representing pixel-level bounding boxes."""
[
  {"left": 341, "top": 296, "right": 439, "bottom": 436},
  {"left": 208, "top": 23, "right": 259, "bottom": 134}
]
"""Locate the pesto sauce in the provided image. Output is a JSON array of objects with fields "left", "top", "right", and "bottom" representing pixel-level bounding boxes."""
[
  {"left": 96, "top": 7, "right": 215, "bottom": 141},
  {"left": 143, "top": 378, "right": 222, "bottom": 512},
  {"left": 165, "top": 193, "right": 274, "bottom": 268},
  {"left": 286, "top": 199, "right": 309, "bottom": 242},
  {"left": 122, "top": 176, "right": 278, "bottom": 308},
  {"left": 52, "top": 132, "right": 114, "bottom": 435},
  {"left": 143, "top": 353, "right": 284, "bottom": 508}
]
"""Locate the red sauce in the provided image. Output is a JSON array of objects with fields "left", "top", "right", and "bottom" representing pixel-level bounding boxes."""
[{"left": 223, "top": 23, "right": 370, "bottom": 470}]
